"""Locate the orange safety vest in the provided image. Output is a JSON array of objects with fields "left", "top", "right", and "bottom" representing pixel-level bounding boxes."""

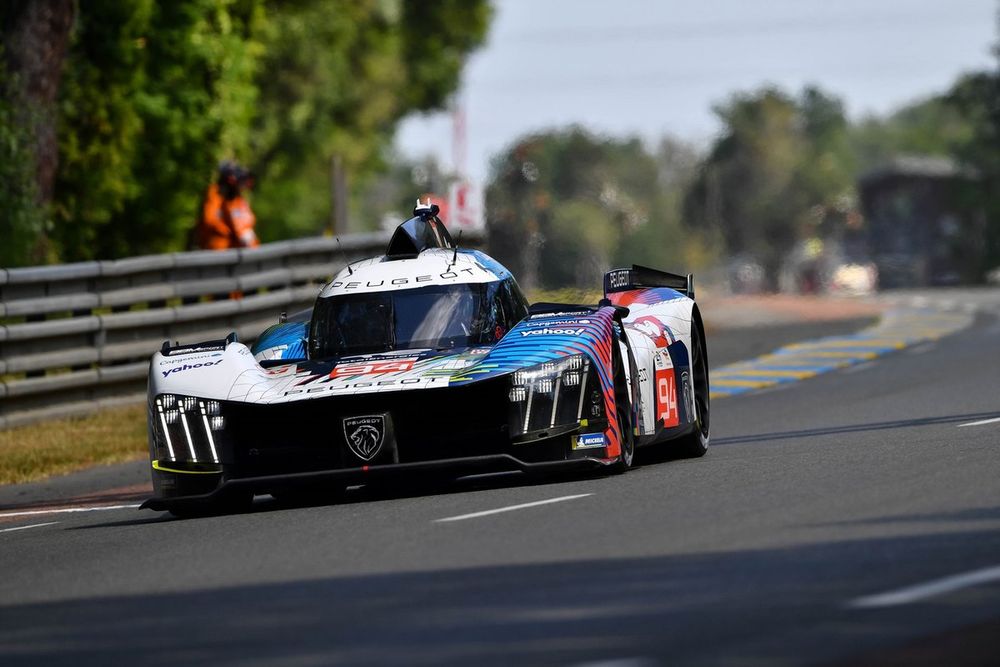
[{"left": 198, "top": 184, "right": 259, "bottom": 250}]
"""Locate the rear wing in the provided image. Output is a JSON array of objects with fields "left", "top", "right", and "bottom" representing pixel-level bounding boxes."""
[{"left": 604, "top": 265, "right": 694, "bottom": 300}]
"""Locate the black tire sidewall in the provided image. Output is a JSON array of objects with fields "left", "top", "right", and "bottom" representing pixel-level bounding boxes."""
[
  {"left": 611, "top": 342, "right": 635, "bottom": 472},
  {"left": 678, "top": 320, "right": 710, "bottom": 457}
]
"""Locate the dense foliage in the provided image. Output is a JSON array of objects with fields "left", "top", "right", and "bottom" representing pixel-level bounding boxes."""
[
  {"left": 251, "top": 0, "right": 490, "bottom": 240},
  {"left": 683, "top": 86, "right": 856, "bottom": 288},
  {"left": 54, "top": 1, "right": 262, "bottom": 259},
  {"left": 2, "top": 2, "right": 996, "bottom": 283},
  {"left": 486, "top": 128, "right": 705, "bottom": 291},
  {"left": 0, "top": 0, "right": 490, "bottom": 265},
  {"left": 0, "top": 56, "right": 47, "bottom": 267},
  {"left": 488, "top": 67, "right": 999, "bottom": 289}
]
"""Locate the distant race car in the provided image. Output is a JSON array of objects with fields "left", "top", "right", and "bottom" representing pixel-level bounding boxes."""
[{"left": 142, "top": 201, "right": 710, "bottom": 515}]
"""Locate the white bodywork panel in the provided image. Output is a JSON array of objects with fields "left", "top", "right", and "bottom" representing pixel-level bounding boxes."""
[
  {"left": 150, "top": 344, "right": 479, "bottom": 405},
  {"left": 618, "top": 294, "right": 697, "bottom": 437},
  {"left": 319, "top": 249, "right": 499, "bottom": 297},
  {"left": 150, "top": 344, "right": 259, "bottom": 402},
  {"left": 149, "top": 255, "right": 700, "bottom": 440}
]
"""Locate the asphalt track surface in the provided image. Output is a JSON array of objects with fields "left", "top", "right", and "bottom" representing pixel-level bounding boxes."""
[{"left": 2, "top": 296, "right": 999, "bottom": 665}]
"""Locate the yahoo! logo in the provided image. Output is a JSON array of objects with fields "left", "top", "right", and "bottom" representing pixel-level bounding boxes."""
[
  {"left": 520, "top": 327, "right": 586, "bottom": 337},
  {"left": 161, "top": 360, "right": 223, "bottom": 378}
]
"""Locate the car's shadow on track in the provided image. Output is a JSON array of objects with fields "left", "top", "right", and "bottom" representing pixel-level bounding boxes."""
[
  {"left": 226, "top": 439, "right": 714, "bottom": 517},
  {"left": 633, "top": 442, "right": 704, "bottom": 467},
  {"left": 710, "top": 410, "right": 1000, "bottom": 447},
  {"left": 74, "top": 467, "right": 613, "bottom": 527},
  {"left": 809, "top": 505, "right": 1000, "bottom": 529},
  {"left": 0, "top": 488, "right": 151, "bottom": 513},
  {"left": 264, "top": 461, "right": 639, "bottom": 512},
  {"left": 80, "top": 435, "right": 724, "bottom": 529},
  {"left": 8, "top": 523, "right": 1000, "bottom": 666},
  {"left": 69, "top": 515, "right": 173, "bottom": 530}
]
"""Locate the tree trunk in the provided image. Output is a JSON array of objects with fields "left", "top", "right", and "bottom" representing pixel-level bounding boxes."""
[
  {"left": 330, "top": 154, "right": 349, "bottom": 236},
  {"left": 2, "top": 0, "right": 76, "bottom": 205}
]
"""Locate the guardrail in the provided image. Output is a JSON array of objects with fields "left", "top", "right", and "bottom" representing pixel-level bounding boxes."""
[{"left": 0, "top": 231, "right": 483, "bottom": 429}]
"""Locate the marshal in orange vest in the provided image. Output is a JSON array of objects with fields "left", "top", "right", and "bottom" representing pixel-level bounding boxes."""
[{"left": 197, "top": 162, "right": 259, "bottom": 250}]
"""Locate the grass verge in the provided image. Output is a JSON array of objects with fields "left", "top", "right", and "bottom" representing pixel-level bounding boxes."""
[
  {"left": 527, "top": 288, "right": 604, "bottom": 305},
  {"left": 0, "top": 403, "right": 147, "bottom": 485}
]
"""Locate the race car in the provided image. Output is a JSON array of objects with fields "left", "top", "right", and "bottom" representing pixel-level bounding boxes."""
[{"left": 142, "top": 201, "right": 709, "bottom": 514}]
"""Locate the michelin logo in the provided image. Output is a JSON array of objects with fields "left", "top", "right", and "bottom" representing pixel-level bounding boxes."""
[
  {"left": 576, "top": 433, "right": 606, "bottom": 449},
  {"left": 162, "top": 359, "right": 223, "bottom": 378},
  {"left": 520, "top": 327, "right": 585, "bottom": 337}
]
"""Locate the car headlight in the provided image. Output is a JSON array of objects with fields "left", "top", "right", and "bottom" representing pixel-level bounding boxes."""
[
  {"left": 508, "top": 354, "right": 604, "bottom": 440},
  {"left": 151, "top": 394, "right": 228, "bottom": 464}
]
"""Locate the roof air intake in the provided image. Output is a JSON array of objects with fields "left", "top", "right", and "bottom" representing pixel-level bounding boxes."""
[{"left": 384, "top": 199, "right": 455, "bottom": 259}]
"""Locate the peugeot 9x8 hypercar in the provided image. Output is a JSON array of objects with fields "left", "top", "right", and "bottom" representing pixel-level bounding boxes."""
[{"left": 142, "top": 201, "right": 709, "bottom": 514}]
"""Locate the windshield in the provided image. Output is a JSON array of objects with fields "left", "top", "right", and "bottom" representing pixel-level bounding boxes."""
[{"left": 310, "top": 282, "right": 514, "bottom": 359}]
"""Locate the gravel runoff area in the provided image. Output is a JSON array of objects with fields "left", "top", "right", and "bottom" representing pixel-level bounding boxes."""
[{"left": 699, "top": 292, "right": 885, "bottom": 329}]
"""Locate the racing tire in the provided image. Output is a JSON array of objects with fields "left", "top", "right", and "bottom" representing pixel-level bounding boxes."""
[
  {"left": 675, "top": 315, "right": 710, "bottom": 458},
  {"left": 609, "top": 343, "right": 635, "bottom": 474}
]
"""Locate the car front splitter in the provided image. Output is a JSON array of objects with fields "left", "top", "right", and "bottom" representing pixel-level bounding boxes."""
[{"left": 140, "top": 453, "right": 610, "bottom": 511}]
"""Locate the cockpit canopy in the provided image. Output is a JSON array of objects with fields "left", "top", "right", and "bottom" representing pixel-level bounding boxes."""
[{"left": 309, "top": 277, "right": 528, "bottom": 359}]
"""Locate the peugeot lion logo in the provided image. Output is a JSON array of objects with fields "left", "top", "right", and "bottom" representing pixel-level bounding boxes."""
[{"left": 343, "top": 415, "right": 386, "bottom": 461}]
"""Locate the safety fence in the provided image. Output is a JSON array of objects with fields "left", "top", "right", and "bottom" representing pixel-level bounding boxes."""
[{"left": 0, "top": 231, "right": 483, "bottom": 429}]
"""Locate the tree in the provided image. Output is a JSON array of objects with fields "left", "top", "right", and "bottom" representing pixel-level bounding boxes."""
[
  {"left": 1, "top": 0, "right": 490, "bottom": 266},
  {"left": 684, "top": 86, "right": 854, "bottom": 288},
  {"left": 0, "top": 0, "right": 75, "bottom": 265},
  {"left": 53, "top": 0, "right": 262, "bottom": 261},
  {"left": 1, "top": 0, "right": 74, "bottom": 204},
  {"left": 848, "top": 68, "right": 999, "bottom": 275},
  {"left": 248, "top": 0, "right": 491, "bottom": 240},
  {"left": 616, "top": 137, "right": 704, "bottom": 275},
  {"left": 486, "top": 127, "right": 700, "bottom": 292},
  {"left": 356, "top": 153, "right": 454, "bottom": 231},
  {"left": 0, "top": 58, "right": 48, "bottom": 267},
  {"left": 850, "top": 94, "right": 975, "bottom": 172},
  {"left": 944, "top": 70, "right": 1000, "bottom": 273}
]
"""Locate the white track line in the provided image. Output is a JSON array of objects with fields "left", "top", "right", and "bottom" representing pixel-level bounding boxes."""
[
  {"left": 848, "top": 564, "right": 1000, "bottom": 608},
  {"left": 906, "top": 342, "right": 935, "bottom": 355},
  {"left": 751, "top": 383, "right": 793, "bottom": 396},
  {"left": 0, "top": 503, "right": 141, "bottom": 519},
  {"left": 0, "top": 521, "right": 59, "bottom": 534},
  {"left": 435, "top": 493, "right": 593, "bottom": 523},
  {"left": 957, "top": 417, "right": 1000, "bottom": 428},
  {"left": 842, "top": 361, "right": 876, "bottom": 374}
]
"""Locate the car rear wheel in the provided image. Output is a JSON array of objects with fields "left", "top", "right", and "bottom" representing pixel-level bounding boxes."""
[
  {"left": 676, "top": 317, "right": 710, "bottom": 458},
  {"left": 610, "top": 344, "right": 635, "bottom": 473}
]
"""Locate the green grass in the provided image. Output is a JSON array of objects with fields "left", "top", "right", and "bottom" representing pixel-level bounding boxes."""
[
  {"left": 0, "top": 404, "right": 148, "bottom": 485},
  {"left": 527, "top": 288, "right": 603, "bottom": 305}
]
